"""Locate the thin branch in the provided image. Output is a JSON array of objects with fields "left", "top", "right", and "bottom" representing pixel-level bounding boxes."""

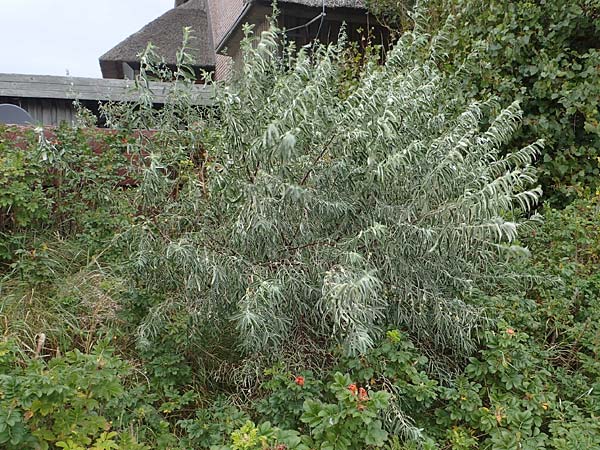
[{"left": 299, "top": 132, "right": 339, "bottom": 185}]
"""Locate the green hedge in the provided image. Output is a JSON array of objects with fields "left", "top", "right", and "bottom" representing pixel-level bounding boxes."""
[{"left": 368, "top": 0, "right": 600, "bottom": 205}]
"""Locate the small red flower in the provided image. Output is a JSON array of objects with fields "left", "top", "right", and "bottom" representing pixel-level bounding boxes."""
[
  {"left": 506, "top": 328, "right": 515, "bottom": 336},
  {"left": 294, "top": 376, "right": 305, "bottom": 387},
  {"left": 348, "top": 384, "right": 358, "bottom": 395},
  {"left": 358, "top": 387, "right": 368, "bottom": 401}
]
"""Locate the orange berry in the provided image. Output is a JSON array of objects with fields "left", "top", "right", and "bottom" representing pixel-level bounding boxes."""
[{"left": 358, "top": 387, "right": 368, "bottom": 400}]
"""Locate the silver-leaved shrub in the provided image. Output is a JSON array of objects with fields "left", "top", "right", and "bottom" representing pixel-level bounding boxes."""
[{"left": 116, "top": 19, "right": 542, "bottom": 373}]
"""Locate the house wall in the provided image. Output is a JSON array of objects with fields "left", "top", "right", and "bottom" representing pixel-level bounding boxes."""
[
  {"left": 230, "top": 14, "right": 271, "bottom": 71},
  {"left": 205, "top": 1, "right": 389, "bottom": 79},
  {"left": 222, "top": 4, "right": 388, "bottom": 74},
  {"left": 206, "top": 0, "right": 246, "bottom": 79},
  {"left": 206, "top": 0, "right": 245, "bottom": 46},
  {"left": 0, "top": 97, "right": 76, "bottom": 126},
  {"left": 212, "top": 4, "right": 273, "bottom": 76}
]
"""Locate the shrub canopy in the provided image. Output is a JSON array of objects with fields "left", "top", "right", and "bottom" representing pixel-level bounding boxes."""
[
  {"left": 368, "top": 0, "right": 600, "bottom": 205},
  {"left": 119, "top": 22, "right": 542, "bottom": 367}
]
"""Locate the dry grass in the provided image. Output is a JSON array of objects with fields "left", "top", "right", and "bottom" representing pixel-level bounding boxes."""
[{"left": 0, "top": 244, "right": 125, "bottom": 357}]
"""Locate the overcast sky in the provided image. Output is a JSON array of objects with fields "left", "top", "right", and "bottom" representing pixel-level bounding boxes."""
[{"left": 0, "top": 0, "right": 174, "bottom": 78}]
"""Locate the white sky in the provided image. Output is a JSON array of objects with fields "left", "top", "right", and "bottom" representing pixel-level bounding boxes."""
[{"left": 0, "top": 0, "right": 174, "bottom": 78}]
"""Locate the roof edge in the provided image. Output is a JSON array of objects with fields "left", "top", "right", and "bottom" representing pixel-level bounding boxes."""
[{"left": 215, "top": 0, "right": 255, "bottom": 53}]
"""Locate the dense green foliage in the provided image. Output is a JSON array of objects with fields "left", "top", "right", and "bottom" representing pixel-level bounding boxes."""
[
  {"left": 429, "top": 193, "right": 600, "bottom": 449},
  {"left": 0, "top": 125, "right": 134, "bottom": 262},
  {"left": 1, "top": 12, "right": 599, "bottom": 450},
  {"left": 0, "top": 341, "right": 136, "bottom": 449},
  {"left": 119, "top": 22, "right": 541, "bottom": 379},
  {"left": 4, "top": 194, "right": 600, "bottom": 449},
  {"left": 369, "top": 0, "right": 600, "bottom": 205}
]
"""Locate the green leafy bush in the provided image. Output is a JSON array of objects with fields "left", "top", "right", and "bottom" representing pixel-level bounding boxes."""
[
  {"left": 118, "top": 17, "right": 542, "bottom": 385},
  {"left": 256, "top": 367, "right": 324, "bottom": 430},
  {"left": 0, "top": 124, "right": 134, "bottom": 266},
  {"left": 227, "top": 421, "right": 306, "bottom": 450},
  {"left": 367, "top": 0, "right": 600, "bottom": 204},
  {"left": 0, "top": 340, "right": 141, "bottom": 449},
  {"left": 0, "top": 127, "right": 49, "bottom": 261},
  {"left": 415, "top": 193, "right": 600, "bottom": 448},
  {"left": 182, "top": 369, "right": 392, "bottom": 450},
  {"left": 301, "top": 372, "right": 390, "bottom": 449},
  {"left": 178, "top": 398, "right": 252, "bottom": 448}
]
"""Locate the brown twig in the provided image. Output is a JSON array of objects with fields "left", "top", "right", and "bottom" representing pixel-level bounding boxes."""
[
  {"left": 299, "top": 133, "right": 339, "bottom": 186},
  {"left": 285, "top": 239, "right": 337, "bottom": 253},
  {"left": 34, "top": 333, "right": 46, "bottom": 359}
]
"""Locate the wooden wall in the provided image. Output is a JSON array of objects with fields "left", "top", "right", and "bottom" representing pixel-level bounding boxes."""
[
  {"left": 0, "top": 97, "right": 75, "bottom": 126},
  {"left": 0, "top": 73, "right": 215, "bottom": 127}
]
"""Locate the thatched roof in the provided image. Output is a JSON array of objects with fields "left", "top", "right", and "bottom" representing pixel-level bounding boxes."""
[
  {"left": 99, "top": 0, "right": 215, "bottom": 79},
  {"left": 276, "top": 0, "right": 366, "bottom": 8}
]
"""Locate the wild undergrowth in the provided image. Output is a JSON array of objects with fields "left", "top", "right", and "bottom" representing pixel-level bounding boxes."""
[{"left": 1, "top": 11, "right": 598, "bottom": 450}]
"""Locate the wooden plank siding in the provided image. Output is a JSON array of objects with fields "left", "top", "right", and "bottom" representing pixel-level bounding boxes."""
[
  {"left": 0, "top": 97, "right": 76, "bottom": 126},
  {"left": 0, "top": 73, "right": 214, "bottom": 104},
  {"left": 31, "top": 99, "right": 76, "bottom": 126},
  {"left": 0, "top": 73, "right": 215, "bottom": 126}
]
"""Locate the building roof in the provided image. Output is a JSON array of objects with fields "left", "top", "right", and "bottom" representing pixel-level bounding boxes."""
[
  {"left": 99, "top": 0, "right": 215, "bottom": 79},
  {"left": 273, "top": 0, "right": 365, "bottom": 7}
]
